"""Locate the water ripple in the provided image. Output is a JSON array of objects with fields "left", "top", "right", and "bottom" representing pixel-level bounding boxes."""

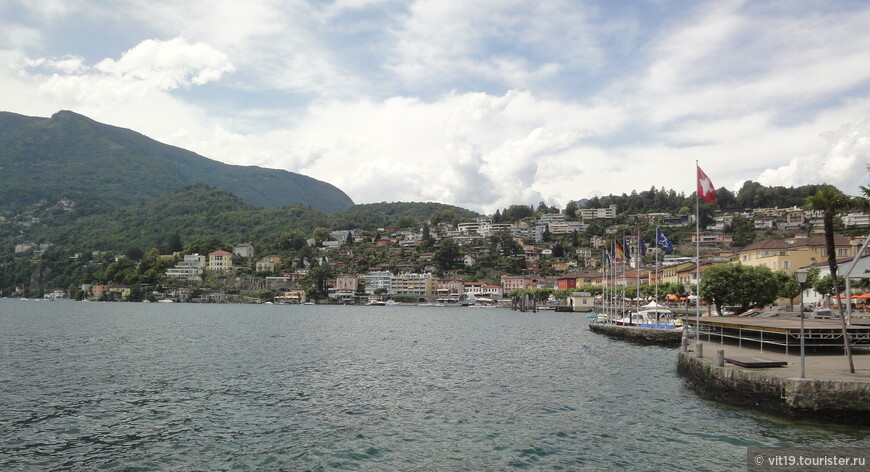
[{"left": 1, "top": 300, "right": 868, "bottom": 471}]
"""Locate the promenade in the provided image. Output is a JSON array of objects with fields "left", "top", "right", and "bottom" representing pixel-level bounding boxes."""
[
  {"left": 678, "top": 331, "right": 870, "bottom": 423},
  {"left": 686, "top": 337, "right": 870, "bottom": 382}
]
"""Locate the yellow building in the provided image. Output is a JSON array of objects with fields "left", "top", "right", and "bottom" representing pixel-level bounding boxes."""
[
  {"left": 661, "top": 262, "right": 695, "bottom": 285},
  {"left": 735, "top": 235, "right": 853, "bottom": 273}
]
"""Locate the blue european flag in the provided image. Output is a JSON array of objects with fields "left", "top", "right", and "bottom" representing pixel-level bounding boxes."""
[{"left": 656, "top": 229, "right": 673, "bottom": 251}]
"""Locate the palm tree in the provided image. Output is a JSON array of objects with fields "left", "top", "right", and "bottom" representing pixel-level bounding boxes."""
[{"left": 804, "top": 185, "right": 854, "bottom": 373}]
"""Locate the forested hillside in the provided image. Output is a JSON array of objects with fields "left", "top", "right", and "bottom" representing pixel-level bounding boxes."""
[
  {"left": 0, "top": 110, "right": 354, "bottom": 214},
  {"left": 6, "top": 185, "right": 479, "bottom": 254}
]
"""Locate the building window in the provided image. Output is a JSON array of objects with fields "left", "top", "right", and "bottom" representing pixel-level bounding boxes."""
[
  {"left": 783, "top": 261, "right": 790, "bottom": 269},
  {"left": 838, "top": 248, "right": 848, "bottom": 256}
]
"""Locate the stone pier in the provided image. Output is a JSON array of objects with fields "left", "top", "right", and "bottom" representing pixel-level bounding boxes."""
[
  {"left": 588, "top": 322, "right": 683, "bottom": 347},
  {"left": 677, "top": 340, "right": 870, "bottom": 424}
]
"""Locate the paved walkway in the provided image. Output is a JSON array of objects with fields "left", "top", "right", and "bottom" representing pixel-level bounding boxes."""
[{"left": 687, "top": 337, "right": 870, "bottom": 382}]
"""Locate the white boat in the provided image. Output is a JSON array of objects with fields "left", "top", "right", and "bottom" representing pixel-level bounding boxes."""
[
  {"left": 366, "top": 300, "right": 386, "bottom": 306},
  {"left": 615, "top": 302, "right": 682, "bottom": 329},
  {"left": 385, "top": 300, "right": 402, "bottom": 306}
]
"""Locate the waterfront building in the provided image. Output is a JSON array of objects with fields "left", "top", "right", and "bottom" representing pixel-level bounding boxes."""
[
  {"left": 463, "top": 281, "right": 485, "bottom": 295},
  {"left": 735, "top": 235, "right": 853, "bottom": 274},
  {"left": 389, "top": 272, "right": 435, "bottom": 296},
  {"left": 501, "top": 275, "right": 538, "bottom": 292},
  {"left": 256, "top": 255, "right": 281, "bottom": 273},
  {"left": 165, "top": 254, "right": 206, "bottom": 280},
  {"left": 207, "top": 250, "right": 234, "bottom": 271},
  {"left": 661, "top": 262, "right": 695, "bottom": 285},
  {"left": 329, "top": 274, "right": 359, "bottom": 302},
  {"left": 438, "top": 278, "right": 464, "bottom": 296},
  {"left": 363, "top": 270, "right": 393, "bottom": 295}
]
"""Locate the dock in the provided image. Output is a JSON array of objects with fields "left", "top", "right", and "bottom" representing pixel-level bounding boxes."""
[
  {"left": 588, "top": 321, "right": 683, "bottom": 347},
  {"left": 683, "top": 316, "right": 870, "bottom": 354},
  {"left": 676, "top": 317, "right": 870, "bottom": 424}
]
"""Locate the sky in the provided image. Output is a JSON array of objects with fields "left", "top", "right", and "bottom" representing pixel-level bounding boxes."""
[{"left": 2, "top": 0, "right": 870, "bottom": 214}]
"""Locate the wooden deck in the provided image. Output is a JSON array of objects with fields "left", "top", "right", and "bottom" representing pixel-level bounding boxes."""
[{"left": 683, "top": 316, "right": 870, "bottom": 353}]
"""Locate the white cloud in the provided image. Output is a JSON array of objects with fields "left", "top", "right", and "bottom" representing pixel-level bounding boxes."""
[
  {"left": 93, "top": 38, "right": 234, "bottom": 90},
  {"left": 164, "top": 90, "right": 627, "bottom": 213},
  {"left": 758, "top": 120, "right": 870, "bottom": 195},
  {"left": 0, "top": 21, "right": 42, "bottom": 50},
  {"left": 386, "top": 0, "right": 602, "bottom": 92},
  {"left": 2, "top": 0, "right": 870, "bottom": 213}
]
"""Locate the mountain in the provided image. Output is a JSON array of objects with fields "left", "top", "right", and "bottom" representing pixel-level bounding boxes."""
[
  {"left": 35, "top": 184, "right": 331, "bottom": 252},
  {"left": 12, "top": 184, "right": 477, "bottom": 253},
  {"left": 0, "top": 110, "right": 354, "bottom": 214}
]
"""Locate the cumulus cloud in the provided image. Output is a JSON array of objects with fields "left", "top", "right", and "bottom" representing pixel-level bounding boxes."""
[
  {"left": 386, "top": 0, "right": 602, "bottom": 92},
  {"left": 166, "top": 90, "right": 626, "bottom": 213},
  {"left": 757, "top": 120, "right": 870, "bottom": 195},
  {"left": 93, "top": 38, "right": 234, "bottom": 90},
  {"left": 3, "top": 0, "right": 870, "bottom": 213}
]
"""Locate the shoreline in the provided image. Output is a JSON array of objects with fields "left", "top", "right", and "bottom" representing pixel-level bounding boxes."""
[
  {"left": 588, "top": 321, "right": 683, "bottom": 347},
  {"left": 676, "top": 340, "right": 870, "bottom": 424}
]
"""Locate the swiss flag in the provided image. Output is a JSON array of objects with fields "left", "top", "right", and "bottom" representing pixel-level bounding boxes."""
[{"left": 697, "top": 165, "right": 716, "bottom": 203}]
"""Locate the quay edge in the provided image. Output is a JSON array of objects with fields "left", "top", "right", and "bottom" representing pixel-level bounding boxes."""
[
  {"left": 677, "top": 351, "right": 870, "bottom": 424},
  {"left": 588, "top": 322, "right": 682, "bottom": 347}
]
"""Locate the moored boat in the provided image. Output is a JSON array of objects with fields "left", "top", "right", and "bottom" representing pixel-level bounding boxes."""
[{"left": 615, "top": 302, "right": 683, "bottom": 330}]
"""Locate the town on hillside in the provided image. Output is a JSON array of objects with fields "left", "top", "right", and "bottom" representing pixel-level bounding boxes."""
[{"left": 8, "top": 201, "right": 870, "bottom": 310}]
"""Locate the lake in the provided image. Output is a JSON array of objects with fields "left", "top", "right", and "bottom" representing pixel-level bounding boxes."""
[{"left": 1, "top": 299, "right": 867, "bottom": 470}]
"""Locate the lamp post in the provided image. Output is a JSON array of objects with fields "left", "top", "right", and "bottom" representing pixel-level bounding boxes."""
[
  {"left": 684, "top": 284, "right": 695, "bottom": 341},
  {"left": 795, "top": 270, "right": 808, "bottom": 379}
]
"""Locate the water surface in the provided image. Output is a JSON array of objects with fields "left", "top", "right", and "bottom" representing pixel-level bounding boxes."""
[{"left": 1, "top": 300, "right": 867, "bottom": 470}]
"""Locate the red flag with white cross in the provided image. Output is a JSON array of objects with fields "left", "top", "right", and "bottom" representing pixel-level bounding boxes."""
[{"left": 697, "top": 165, "right": 716, "bottom": 203}]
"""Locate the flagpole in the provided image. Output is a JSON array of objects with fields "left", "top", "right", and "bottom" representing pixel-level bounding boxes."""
[
  {"left": 636, "top": 229, "right": 641, "bottom": 311},
  {"left": 621, "top": 237, "right": 627, "bottom": 322},
  {"left": 603, "top": 248, "right": 609, "bottom": 321},
  {"left": 655, "top": 225, "right": 660, "bottom": 305},
  {"left": 695, "top": 160, "right": 701, "bottom": 343}
]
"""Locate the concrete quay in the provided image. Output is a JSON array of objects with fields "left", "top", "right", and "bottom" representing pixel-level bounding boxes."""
[
  {"left": 588, "top": 322, "right": 683, "bottom": 347},
  {"left": 677, "top": 339, "right": 870, "bottom": 424}
]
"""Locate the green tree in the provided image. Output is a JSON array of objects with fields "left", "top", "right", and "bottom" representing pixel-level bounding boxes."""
[
  {"left": 774, "top": 271, "right": 801, "bottom": 311},
  {"left": 728, "top": 214, "right": 756, "bottom": 247},
  {"left": 565, "top": 201, "right": 578, "bottom": 220},
  {"left": 287, "top": 230, "right": 308, "bottom": 250},
  {"left": 430, "top": 210, "right": 458, "bottom": 228},
  {"left": 501, "top": 205, "right": 534, "bottom": 222},
  {"left": 435, "top": 238, "right": 461, "bottom": 271},
  {"left": 812, "top": 275, "right": 846, "bottom": 300},
  {"left": 700, "top": 263, "right": 779, "bottom": 315},
  {"left": 804, "top": 184, "right": 854, "bottom": 373},
  {"left": 168, "top": 231, "right": 184, "bottom": 253},
  {"left": 396, "top": 215, "right": 419, "bottom": 229},
  {"left": 312, "top": 227, "right": 331, "bottom": 245},
  {"left": 421, "top": 222, "right": 433, "bottom": 247}
]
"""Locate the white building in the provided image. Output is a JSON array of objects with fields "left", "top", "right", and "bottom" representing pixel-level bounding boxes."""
[
  {"left": 578, "top": 205, "right": 617, "bottom": 220},
  {"left": 363, "top": 271, "right": 393, "bottom": 295},
  {"left": 233, "top": 243, "right": 255, "bottom": 259},
  {"left": 166, "top": 254, "right": 206, "bottom": 280},
  {"left": 389, "top": 272, "right": 434, "bottom": 296},
  {"left": 843, "top": 213, "right": 870, "bottom": 227}
]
